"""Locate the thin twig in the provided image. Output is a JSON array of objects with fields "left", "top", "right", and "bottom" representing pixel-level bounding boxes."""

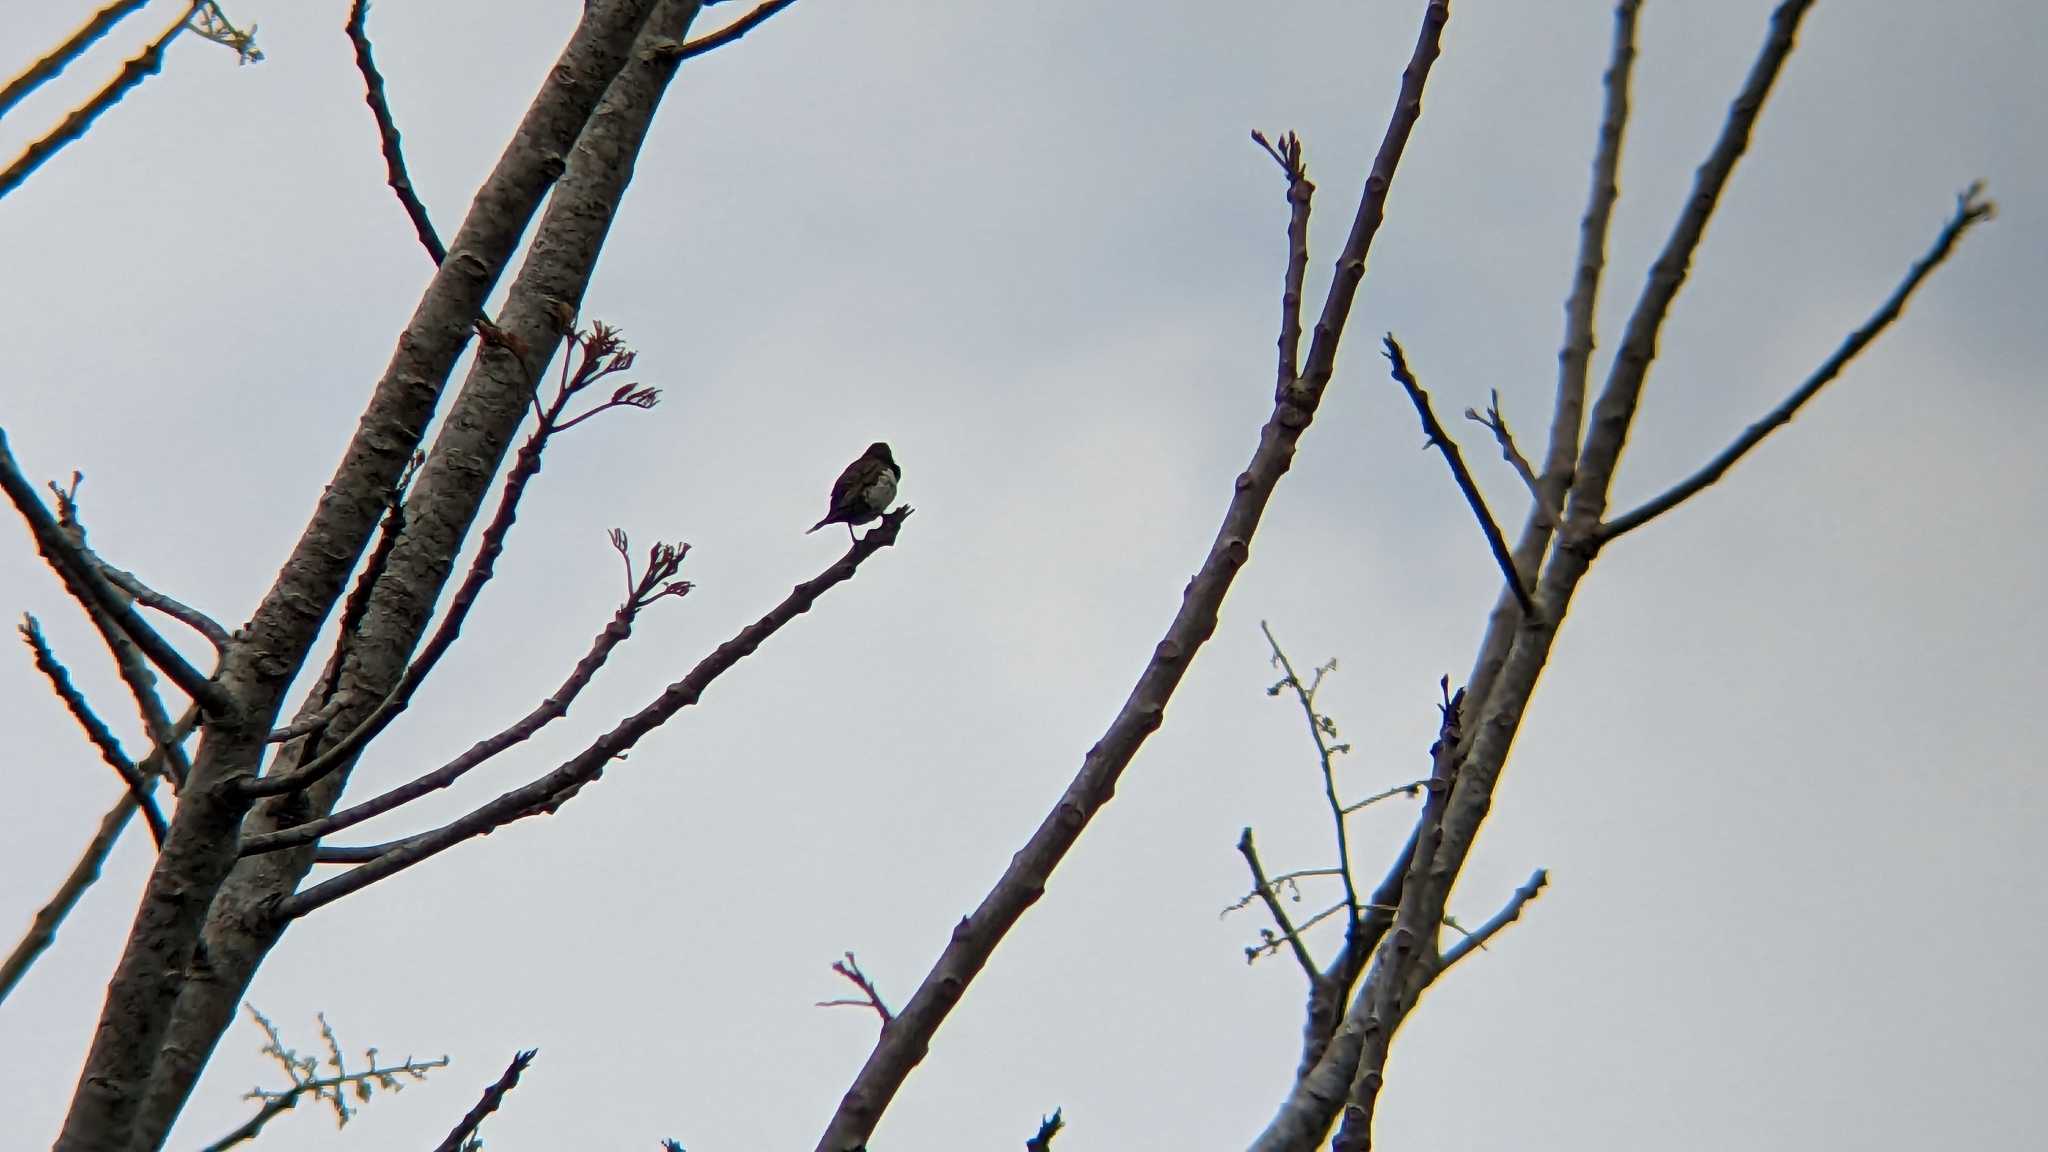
[
  {"left": 1252, "top": 129, "right": 1314, "bottom": 388},
  {"left": 0, "top": 0, "right": 153, "bottom": 123},
  {"left": 243, "top": 529, "right": 690, "bottom": 856},
  {"left": 1260, "top": 622, "right": 1361, "bottom": 928},
  {"left": 263, "top": 694, "right": 351, "bottom": 744},
  {"left": 0, "top": 790, "right": 141, "bottom": 1006},
  {"left": 277, "top": 506, "right": 912, "bottom": 919},
  {"left": 668, "top": 0, "right": 798, "bottom": 61},
  {"left": 19, "top": 615, "right": 167, "bottom": 846},
  {"left": 0, "top": 432, "right": 226, "bottom": 713},
  {"left": 1236, "top": 829, "right": 1319, "bottom": 980},
  {"left": 1465, "top": 391, "right": 1554, "bottom": 530},
  {"left": 1438, "top": 869, "right": 1548, "bottom": 971},
  {"left": 1339, "top": 778, "right": 1426, "bottom": 816},
  {"left": 429, "top": 1049, "right": 538, "bottom": 1152},
  {"left": 242, "top": 327, "right": 648, "bottom": 798},
  {"left": 816, "top": 952, "right": 894, "bottom": 1025},
  {"left": 346, "top": 0, "right": 445, "bottom": 264},
  {"left": 1600, "top": 184, "right": 1994, "bottom": 541},
  {"left": 98, "top": 563, "right": 230, "bottom": 649},
  {"left": 0, "top": 2, "right": 203, "bottom": 202},
  {"left": 1382, "top": 336, "right": 1536, "bottom": 618}
]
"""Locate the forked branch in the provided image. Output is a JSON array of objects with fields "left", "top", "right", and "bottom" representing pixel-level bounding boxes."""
[{"left": 1599, "top": 184, "right": 1994, "bottom": 541}]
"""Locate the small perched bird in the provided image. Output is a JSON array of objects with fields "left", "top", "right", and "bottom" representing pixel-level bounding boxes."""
[{"left": 806, "top": 441, "right": 899, "bottom": 542}]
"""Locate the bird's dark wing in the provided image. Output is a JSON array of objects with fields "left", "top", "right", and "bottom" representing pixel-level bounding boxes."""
[{"left": 828, "top": 457, "right": 879, "bottom": 514}]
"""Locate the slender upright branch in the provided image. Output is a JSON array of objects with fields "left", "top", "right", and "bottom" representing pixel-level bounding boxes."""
[
  {"left": 1600, "top": 184, "right": 1994, "bottom": 541},
  {"left": 0, "top": 790, "right": 144, "bottom": 1006},
  {"left": 1252, "top": 129, "right": 1314, "bottom": 388},
  {"left": 346, "top": 0, "right": 446, "bottom": 264},
  {"left": 1236, "top": 828, "right": 1320, "bottom": 980},
  {"left": 429, "top": 1050, "right": 538, "bottom": 1152},
  {"left": 20, "top": 616, "right": 168, "bottom": 846},
  {"left": 277, "top": 508, "right": 910, "bottom": 920},
  {"left": 815, "top": 9, "right": 1449, "bottom": 1150},
  {"left": 1438, "top": 868, "right": 1547, "bottom": 972},
  {"left": 1465, "top": 392, "right": 1552, "bottom": 529},
  {"left": 1260, "top": 622, "right": 1360, "bottom": 927},
  {"left": 670, "top": 0, "right": 797, "bottom": 61},
  {"left": 0, "top": 0, "right": 153, "bottom": 123},
  {"left": 1382, "top": 336, "right": 1534, "bottom": 617},
  {"left": 0, "top": 2, "right": 202, "bottom": 202}
]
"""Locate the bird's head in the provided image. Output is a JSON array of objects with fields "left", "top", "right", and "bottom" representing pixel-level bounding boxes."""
[{"left": 866, "top": 441, "right": 896, "bottom": 469}]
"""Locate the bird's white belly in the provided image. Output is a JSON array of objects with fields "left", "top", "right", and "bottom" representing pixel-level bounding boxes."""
[{"left": 863, "top": 469, "right": 898, "bottom": 510}]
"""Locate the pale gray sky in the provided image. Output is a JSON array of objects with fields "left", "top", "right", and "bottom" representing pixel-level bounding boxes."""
[{"left": 3, "top": 2, "right": 2043, "bottom": 1149}]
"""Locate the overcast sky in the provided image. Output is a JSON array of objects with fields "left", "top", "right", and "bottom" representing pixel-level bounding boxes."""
[{"left": 3, "top": 2, "right": 2043, "bottom": 1150}]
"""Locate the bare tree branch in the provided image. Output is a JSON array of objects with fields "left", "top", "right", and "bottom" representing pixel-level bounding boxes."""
[
  {"left": 196, "top": 1007, "right": 448, "bottom": 1152},
  {"left": 0, "top": 0, "right": 152, "bottom": 124},
  {"left": 346, "top": 0, "right": 446, "bottom": 264},
  {"left": 0, "top": 790, "right": 143, "bottom": 1006},
  {"left": 277, "top": 507, "right": 911, "bottom": 920},
  {"left": 0, "top": 1, "right": 203, "bottom": 202},
  {"left": 815, "top": 952, "right": 894, "bottom": 1025},
  {"left": 1236, "top": 829, "right": 1320, "bottom": 980},
  {"left": 1464, "top": 391, "right": 1552, "bottom": 530},
  {"left": 669, "top": 0, "right": 797, "bottom": 62},
  {"left": 0, "top": 433, "right": 227, "bottom": 713},
  {"left": 815, "top": 8, "right": 1450, "bottom": 1150},
  {"left": 242, "top": 525, "right": 689, "bottom": 856},
  {"left": 241, "top": 325, "right": 651, "bottom": 799},
  {"left": 1599, "top": 183, "right": 1994, "bottom": 542},
  {"left": 19, "top": 615, "right": 167, "bottom": 847},
  {"left": 60, "top": 4, "right": 676, "bottom": 1145},
  {"left": 98, "top": 563, "right": 230, "bottom": 650},
  {"left": 429, "top": 1049, "right": 538, "bottom": 1152},
  {"left": 1339, "top": 779, "right": 1424, "bottom": 816},
  {"left": 1383, "top": 336, "right": 1535, "bottom": 618},
  {"left": 1438, "top": 868, "right": 1548, "bottom": 972},
  {"left": 1260, "top": 622, "right": 1360, "bottom": 927},
  {"left": 1251, "top": 129, "right": 1313, "bottom": 388}
]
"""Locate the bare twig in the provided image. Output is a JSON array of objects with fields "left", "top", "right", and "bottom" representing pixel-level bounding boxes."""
[
  {"left": 430, "top": 1049, "right": 539, "bottom": 1152},
  {"left": 1438, "top": 869, "right": 1548, "bottom": 972},
  {"left": 1261, "top": 622, "right": 1361, "bottom": 928},
  {"left": 816, "top": 952, "right": 894, "bottom": 1025},
  {"left": 98, "top": 563, "right": 230, "bottom": 650},
  {"left": 0, "top": 0, "right": 152, "bottom": 123},
  {"left": 668, "top": 0, "right": 798, "bottom": 62},
  {"left": 1252, "top": 129, "right": 1314, "bottom": 388},
  {"left": 264, "top": 694, "right": 351, "bottom": 744},
  {"left": 1600, "top": 184, "right": 1994, "bottom": 541},
  {"left": 1464, "top": 391, "right": 1553, "bottom": 530},
  {"left": 1236, "top": 829, "right": 1319, "bottom": 979},
  {"left": 0, "top": 432, "right": 226, "bottom": 712},
  {"left": 277, "top": 507, "right": 912, "bottom": 919},
  {"left": 241, "top": 327, "right": 651, "bottom": 798},
  {"left": 0, "top": 790, "right": 143, "bottom": 1006},
  {"left": 346, "top": 0, "right": 445, "bottom": 264},
  {"left": 0, "top": 2, "right": 203, "bottom": 201},
  {"left": 1027, "top": 1108, "right": 1065, "bottom": 1152},
  {"left": 243, "top": 528, "right": 691, "bottom": 857},
  {"left": 1383, "top": 336, "right": 1535, "bottom": 618},
  {"left": 1339, "top": 779, "right": 1426, "bottom": 816},
  {"left": 814, "top": 9, "right": 1448, "bottom": 1148},
  {"left": 20, "top": 615, "right": 167, "bottom": 846}
]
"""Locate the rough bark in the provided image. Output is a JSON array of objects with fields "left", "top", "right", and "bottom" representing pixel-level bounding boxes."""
[{"left": 52, "top": 4, "right": 672, "bottom": 1150}]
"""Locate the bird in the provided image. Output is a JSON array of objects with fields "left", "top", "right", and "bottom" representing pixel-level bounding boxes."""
[{"left": 806, "top": 441, "right": 899, "bottom": 543}]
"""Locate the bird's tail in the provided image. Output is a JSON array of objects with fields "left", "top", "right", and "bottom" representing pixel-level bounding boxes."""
[{"left": 805, "top": 516, "right": 830, "bottom": 534}]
